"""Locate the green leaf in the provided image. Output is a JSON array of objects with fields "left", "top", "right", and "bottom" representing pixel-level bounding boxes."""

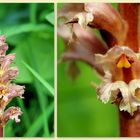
[{"left": 11, "top": 32, "right": 54, "bottom": 84}]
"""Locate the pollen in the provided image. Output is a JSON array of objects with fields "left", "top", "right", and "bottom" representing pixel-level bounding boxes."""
[{"left": 117, "top": 54, "right": 131, "bottom": 68}]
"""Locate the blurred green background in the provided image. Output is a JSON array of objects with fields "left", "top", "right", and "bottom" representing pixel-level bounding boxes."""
[
  {"left": 57, "top": 3, "right": 120, "bottom": 137},
  {"left": 0, "top": 3, "right": 54, "bottom": 137}
]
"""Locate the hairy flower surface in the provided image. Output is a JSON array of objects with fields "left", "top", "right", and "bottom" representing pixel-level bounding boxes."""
[{"left": 0, "top": 36, "right": 24, "bottom": 126}]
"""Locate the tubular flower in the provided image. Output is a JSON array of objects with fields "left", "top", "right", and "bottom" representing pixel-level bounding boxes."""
[
  {"left": 95, "top": 46, "right": 140, "bottom": 115},
  {"left": 0, "top": 36, "right": 24, "bottom": 126}
]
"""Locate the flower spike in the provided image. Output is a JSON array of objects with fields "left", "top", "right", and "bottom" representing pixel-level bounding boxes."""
[{"left": 0, "top": 35, "right": 25, "bottom": 126}]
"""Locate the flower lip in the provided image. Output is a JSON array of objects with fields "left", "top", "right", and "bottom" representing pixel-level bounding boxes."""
[
  {"left": 97, "top": 73, "right": 140, "bottom": 115},
  {"left": 95, "top": 46, "right": 137, "bottom": 65}
]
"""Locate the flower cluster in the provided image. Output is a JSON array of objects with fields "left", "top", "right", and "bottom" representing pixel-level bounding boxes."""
[
  {"left": 58, "top": 3, "right": 140, "bottom": 115},
  {"left": 0, "top": 36, "right": 24, "bottom": 126}
]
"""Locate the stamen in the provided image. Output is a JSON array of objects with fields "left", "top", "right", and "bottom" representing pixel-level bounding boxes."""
[{"left": 117, "top": 54, "right": 131, "bottom": 68}]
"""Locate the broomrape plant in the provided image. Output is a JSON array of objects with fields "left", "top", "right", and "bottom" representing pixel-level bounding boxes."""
[
  {"left": 0, "top": 36, "right": 25, "bottom": 137},
  {"left": 58, "top": 3, "right": 140, "bottom": 136}
]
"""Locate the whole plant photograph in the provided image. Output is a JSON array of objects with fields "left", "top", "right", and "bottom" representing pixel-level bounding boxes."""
[
  {"left": 0, "top": 3, "right": 54, "bottom": 137},
  {"left": 58, "top": 3, "right": 140, "bottom": 137}
]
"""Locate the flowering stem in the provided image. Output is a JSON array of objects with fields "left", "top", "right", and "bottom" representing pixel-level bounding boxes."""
[
  {"left": 119, "top": 108, "right": 140, "bottom": 136},
  {"left": 119, "top": 4, "right": 139, "bottom": 52},
  {"left": 118, "top": 4, "right": 140, "bottom": 137},
  {"left": 0, "top": 125, "right": 3, "bottom": 137}
]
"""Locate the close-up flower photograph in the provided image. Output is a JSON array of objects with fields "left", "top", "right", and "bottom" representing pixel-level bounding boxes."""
[
  {"left": 0, "top": 3, "right": 54, "bottom": 137},
  {"left": 58, "top": 3, "right": 140, "bottom": 137}
]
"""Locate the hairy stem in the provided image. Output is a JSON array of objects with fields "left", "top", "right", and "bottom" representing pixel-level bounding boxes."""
[{"left": 119, "top": 108, "right": 140, "bottom": 136}]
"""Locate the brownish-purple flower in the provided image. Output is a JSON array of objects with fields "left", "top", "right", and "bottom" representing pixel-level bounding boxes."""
[{"left": 0, "top": 35, "right": 24, "bottom": 126}]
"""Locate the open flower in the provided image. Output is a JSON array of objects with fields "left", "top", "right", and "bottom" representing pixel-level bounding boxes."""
[
  {"left": 0, "top": 35, "right": 25, "bottom": 126},
  {"left": 96, "top": 46, "right": 140, "bottom": 115},
  {"left": 0, "top": 107, "right": 22, "bottom": 125}
]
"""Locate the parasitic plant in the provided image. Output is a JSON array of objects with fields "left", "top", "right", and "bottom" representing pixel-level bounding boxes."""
[
  {"left": 0, "top": 35, "right": 25, "bottom": 137},
  {"left": 58, "top": 3, "right": 140, "bottom": 137}
]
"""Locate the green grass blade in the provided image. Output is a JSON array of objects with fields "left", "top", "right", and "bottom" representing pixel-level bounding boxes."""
[
  {"left": 30, "top": 3, "right": 37, "bottom": 24},
  {"left": 17, "top": 98, "right": 30, "bottom": 129},
  {"left": 24, "top": 102, "right": 54, "bottom": 137},
  {"left": 3, "top": 23, "right": 53, "bottom": 38},
  {"left": 34, "top": 81, "right": 50, "bottom": 136},
  {"left": 22, "top": 61, "right": 54, "bottom": 96},
  {"left": 46, "top": 12, "right": 54, "bottom": 25}
]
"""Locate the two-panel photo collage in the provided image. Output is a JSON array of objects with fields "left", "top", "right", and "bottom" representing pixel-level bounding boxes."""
[{"left": 0, "top": 2, "right": 139, "bottom": 139}]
